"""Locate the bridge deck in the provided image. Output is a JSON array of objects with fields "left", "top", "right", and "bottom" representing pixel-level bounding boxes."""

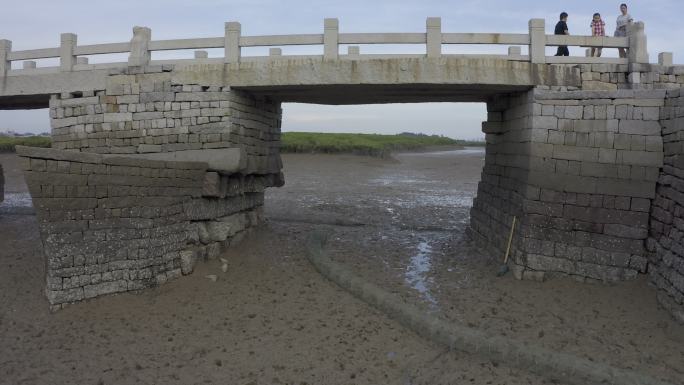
[{"left": 0, "top": 57, "right": 576, "bottom": 109}]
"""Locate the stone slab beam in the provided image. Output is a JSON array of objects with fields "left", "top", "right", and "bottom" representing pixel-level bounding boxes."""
[{"left": 118, "top": 148, "right": 247, "bottom": 174}]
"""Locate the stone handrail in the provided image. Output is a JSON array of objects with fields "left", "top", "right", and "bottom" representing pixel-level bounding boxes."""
[{"left": 0, "top": 17, "right": 674, "bottom": 77}]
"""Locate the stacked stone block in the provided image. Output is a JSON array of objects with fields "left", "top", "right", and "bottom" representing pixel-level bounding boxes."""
[
  {"left": 647, "top": 89, "right": 684, "bottom": 323},
  {"left": 188, "top": 171, "right": 279, "bottom": 261},
  {"left": 469, "top": 92, "right": 532, "bottom": 265},
  {"left": 577, "top": 63, "right": 630, "bottom": 91},
  {"left": 49, "top": 65, "right": 282, "bottom": 175},
  {"left": 15, "top": 66, "right": 285, "bottom": 309},
  {"left": 17, "top": 145, "right": 269, "bottom": 309},
  {"left": 572, "top": 63, "right": 684, "bottom": 91},
  {"left": 471, "top": 88, "right": 664, "bottom": 282},
  {"left": 17, "top": 145, "right": 204, "bottom": 309},
  {"left": 626, "top": 64, "right": 684, "bottom": 90}
]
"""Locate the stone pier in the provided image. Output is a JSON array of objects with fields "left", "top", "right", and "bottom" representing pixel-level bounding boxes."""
[
  {"left": 468, "top": 61, "right": 684, "bottom": 323},
  {"left": 647, "top": 89, "right": 684, "bottom": 323},
  {"left": 471, "top": 87, "right": 663, "bottom": 282},
  {"left": 15, "top": 65, "right": 283, "bottom": 310}
]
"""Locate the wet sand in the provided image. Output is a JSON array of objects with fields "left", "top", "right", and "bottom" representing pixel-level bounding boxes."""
[{"left": 0, "top": 150, "right": 682, "bottom": 384}]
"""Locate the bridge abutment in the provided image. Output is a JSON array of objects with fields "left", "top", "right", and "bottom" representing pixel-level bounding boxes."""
[
  {"left": 16, "top": 65, "right": 284, "bottom": 310},
  {"left": 648, "top": 89, "right": 684, "bottom": 322},
  {"left": 471, "top": 87, "right": 665, "bottom": 282}
]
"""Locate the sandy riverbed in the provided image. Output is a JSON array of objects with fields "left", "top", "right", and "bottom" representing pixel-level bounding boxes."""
[{"left": 0, "top": 150, "right": 682, "bottom": 385}]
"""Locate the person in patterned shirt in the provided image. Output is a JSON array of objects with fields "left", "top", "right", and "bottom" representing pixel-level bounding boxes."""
[{"left": 590, "top": 13, "right": 606, "bottom": 57}]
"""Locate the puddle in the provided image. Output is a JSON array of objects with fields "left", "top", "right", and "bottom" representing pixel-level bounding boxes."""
[
  {"left": 368, "top": 177, "right": 425, "bottom": 186},
  {"left": 404, "top": 241, "right": 438, "bottom": 309},
  {"left": 396, "top": 147, "right": 486, "bottom": 157},
  {"left": 0, "top": 193, "right": 34, "bottom": 214}
]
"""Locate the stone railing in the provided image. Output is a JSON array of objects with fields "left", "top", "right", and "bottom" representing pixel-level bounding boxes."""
[{"left": 0, "top": 18, "right": 674, "bottom": 77}]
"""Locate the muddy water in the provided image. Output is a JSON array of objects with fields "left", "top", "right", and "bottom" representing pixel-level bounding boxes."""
[
  {"left": 405, "top": 240, "right": 438, "bottom": 309},
  {"left": 0, "top": 153, "right": 33, "bottom": 215}
]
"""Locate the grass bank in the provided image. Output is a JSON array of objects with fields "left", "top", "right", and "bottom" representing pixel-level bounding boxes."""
[
  {"left": 282, "top": 132, "right": 482, "bottom": 157},
  {"left": 0, "top": 136, "right": 51, "bottom": 153},
  {"left": 0, "top": 133, "right": 485, "bottom": 157}
]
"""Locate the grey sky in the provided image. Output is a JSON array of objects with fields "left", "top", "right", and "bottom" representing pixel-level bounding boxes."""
[{"left": 1, "top": 0, "right": 682, "bottom": 138}]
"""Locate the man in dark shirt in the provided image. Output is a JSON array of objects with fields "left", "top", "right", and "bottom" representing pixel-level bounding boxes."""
[{"left": 555, "top": 12, "right": 570, "bottom": 56}]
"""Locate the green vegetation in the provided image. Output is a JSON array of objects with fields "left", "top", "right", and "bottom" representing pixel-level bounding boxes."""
[
  {"left": 0, "top": 132, "right": 485, "bottom": 156},
  {"left": 281, "top": 132, "right": 482, "bottom": 157},
  {"left": 0, "top": 136, "right": 51, "bottom": 152}
]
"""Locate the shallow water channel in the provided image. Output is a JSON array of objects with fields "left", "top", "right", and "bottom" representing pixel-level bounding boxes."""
[{"left": 267, "top": 148, "right": 486, "bottom": 311}]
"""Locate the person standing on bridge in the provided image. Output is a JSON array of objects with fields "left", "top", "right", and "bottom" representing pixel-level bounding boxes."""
[
  {"left": 615, "top": 3, "right": 634, "bottom": 58},
  {"left": 554, "top": 12, "right": 570, "bottom": 57},
  {"left": 590, "top": 13, "right": 606, "bottom": 57}
]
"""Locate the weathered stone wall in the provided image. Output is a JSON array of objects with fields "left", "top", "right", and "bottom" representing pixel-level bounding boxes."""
[
  {"left": 574, "top": 63, "right": 684, "bottom": 91},
  {"left": 18, "top": 146, "right": 204, "bottom": 309},
  {"left": 188, "top": 170, "right": 280, "bottom": 260},
  {"left": 469, "top": 92, "right": 531, "bottom": 267},
  {"left": 48, "top": 65, "right": 282, "bottom": 175},
  {"left": 17, "top": 143, "right": 270, "bottom": 310},
  {"left": 18, "top": 65, "right": 285, "bottom": 308},
  {"left": 647, "top": 89, "right": 684, "bottom": 323},
  {"left": 626, "top": 64, "right": 684, "bottom": 90},
  {"left": 470, "top": 88, "right": 664, "bottom": 282}
]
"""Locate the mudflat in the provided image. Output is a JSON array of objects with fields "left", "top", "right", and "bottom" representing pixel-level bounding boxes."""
[{"left": 0, "top": 150, "right": 681, "bottom": 385}]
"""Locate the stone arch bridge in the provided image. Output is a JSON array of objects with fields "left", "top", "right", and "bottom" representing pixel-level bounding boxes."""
[{"left": 1, "top": 18, "right": 683, "bottom": 322}]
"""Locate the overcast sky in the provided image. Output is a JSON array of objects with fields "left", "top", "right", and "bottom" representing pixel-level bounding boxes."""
[{"left": 1, "top": 0, "right": 682, "bottom": 139}]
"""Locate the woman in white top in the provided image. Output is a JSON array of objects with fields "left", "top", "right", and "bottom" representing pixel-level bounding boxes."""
[{"left": 615, "top": 3, "right": 634, "bottom": 58}]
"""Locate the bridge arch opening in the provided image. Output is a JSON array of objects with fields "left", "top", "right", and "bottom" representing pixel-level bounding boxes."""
[{"left": 266, "top": 101, "right": 487, "bottom": 306}]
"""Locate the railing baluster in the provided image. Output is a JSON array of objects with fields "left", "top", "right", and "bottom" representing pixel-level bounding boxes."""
[
  {"left": 60, "top": 33, "right": 77, "bottom": 71},
  {"left": 528, "top": 19, "right": 545, "bottom": 64},
  {"left": 628, "top": 22, "right": 648, "bottom": 65},
  {"left": 659, "top": 52, "right": 673, "bottom": 66},
  {"left": 225, "top": 22, "right": 241, "bottom": 64},
  {"left": 324, "top": 18, "right": 339, "bottom": 60},
  {"left": 128, "top": 27, "right": 151, "bottom": 67},
  {"left": 426, "top": 17, "right": 441, "bottom": 58},
  {"left": 0, "top": 39, "right": 10, "bottom": 77}
]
